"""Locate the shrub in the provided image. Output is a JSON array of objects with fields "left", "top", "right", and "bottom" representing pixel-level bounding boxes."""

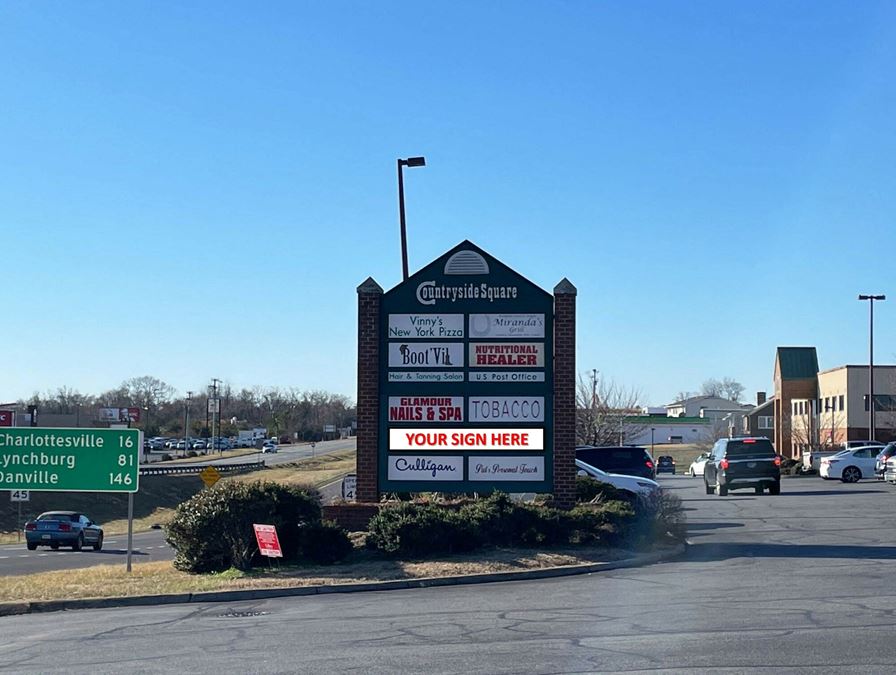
[
  {"left": 166, "top": 480, "right": 322, "bottom": 572},
  {"left": 366, "top": 502, "right": 479, "bottom": 556},
  {"left": 297, "top": 521, "right": 353, "bottom": 565}
]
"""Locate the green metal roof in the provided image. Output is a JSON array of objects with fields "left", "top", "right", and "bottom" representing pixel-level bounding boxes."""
[{"left": 776, "top": 347, "right": 819, "bottom": 380}]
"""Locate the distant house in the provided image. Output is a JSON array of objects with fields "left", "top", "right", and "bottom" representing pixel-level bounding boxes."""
[
  {"left": 664, "top": 395, "right": 752, "bottom": 421},
  {"left": 742, "top": 392, "right": 775, "bottom": 441},
  {"left": 622, "top": 416, "right": 713, "bottom": 446}
]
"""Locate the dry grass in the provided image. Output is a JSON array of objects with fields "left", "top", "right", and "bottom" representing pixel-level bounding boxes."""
[
  {"left": 228, "top": 450, "right": 355, "bottom": 489},
  {"left": 650, "top": 443, "right": 707, "bottom": 474},
  {"left": 0, "top": 544, "right": 626, "bottom": 604}
]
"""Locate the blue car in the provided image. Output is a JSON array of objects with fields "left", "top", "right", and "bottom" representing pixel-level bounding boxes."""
[{"left": 24, "top": 511, "right": 104, "bottom": 551}]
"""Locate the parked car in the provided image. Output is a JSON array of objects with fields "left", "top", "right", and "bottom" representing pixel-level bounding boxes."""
[
  {"left": 575, "top": 459, "right": 660, "bottom": 498},
  {"left": 820, "top": 446, "right": 880, "bottom": 482},
  {"left": 24, "top": 511, "right": 103, "bottom": 551},
  {"left": 192, "top": 439, "right": 209, "bottom": 451},
  {"left": 704, "top": 437, "right": 781, "bottom": 496},
  {"left": 575, "top": 445, "right": 655, "bottom": 480},
  {"left": 261, "top": 441, "right": 278, "bottom": 454},
  {"left": 688, "top": 453, "right": 710, "bottom": 477},
  {"left": 874, "top": 443, "right": 896, "bottom": 480},
  {"left": 843, "top": 440, "right": 885, "bottom": 450},
  {"left": 656, "top": 456, "right": 676, "bottom": 474}
]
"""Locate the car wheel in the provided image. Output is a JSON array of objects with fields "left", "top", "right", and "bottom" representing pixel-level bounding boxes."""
[
  {"left": 704, "top": 480, "right": 713, "bottom": 494},
  {"left": 93, "top": 533, "right": 104, "bottom": 551},
  {"left": 690, "top": 469, "right": 695, "bottom": 477},
  {"left": 50, "top": 543, "right": 59, "bottom": 550},
  {"left": 716, "top": 483, "right": 728, "bottom": 496},
  {"left": 754, "top": 486, "right": 763, "bottom": 494},
  {"left": 842, "top": 466, "right": 862, "bottom": 483},
  {"left": 26, "top": 542, "right": 37, "bottom": 551},
  {"left": 768, "top": 481, "right": 781, "bottom": 495},
  {"left": 72, "top": 534, "right": 83, "bottom": 551}
]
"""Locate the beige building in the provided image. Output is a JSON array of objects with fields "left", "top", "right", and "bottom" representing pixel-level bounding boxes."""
[{"left": 788, "top": 365, "right": 896, "bottom": 454}]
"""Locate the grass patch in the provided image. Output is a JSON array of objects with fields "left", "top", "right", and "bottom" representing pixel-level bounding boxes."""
[
  {"left": 0, "top": 543, "right": 632, "bottom": 604},
  {"left": 649, "top": 443, "right": 708, "bottom": 474},
  {"left": 228, "top": 449, "right": 355, "bottom": 489}
]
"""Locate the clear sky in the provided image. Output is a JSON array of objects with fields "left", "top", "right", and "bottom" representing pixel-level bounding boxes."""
[{"left": 2, "top": 2, "right": 894, "bottom": 406}]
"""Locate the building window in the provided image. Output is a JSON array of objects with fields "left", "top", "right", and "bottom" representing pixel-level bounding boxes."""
[
  {"left": 838, "top": 395, "right": 844, "bottom": 411},
  {"left": 865, "top": 394, "right": 896, "bottom": 412},
  {"left": 758, "top": 416, "right": 773, "bottom": 429}
]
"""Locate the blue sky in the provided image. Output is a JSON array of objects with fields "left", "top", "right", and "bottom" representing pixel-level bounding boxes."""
[{"left": 2, "top": 2, "right": 894, "bottom": 406}]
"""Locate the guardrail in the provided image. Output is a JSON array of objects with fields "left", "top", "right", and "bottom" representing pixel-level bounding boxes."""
[{"left": 139, "top": 461, "right": 265, "bottom": 476}]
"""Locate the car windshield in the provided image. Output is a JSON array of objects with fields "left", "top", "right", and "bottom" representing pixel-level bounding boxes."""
[{"left": 37, "top": 513, "right": 77, "bottom": 521}]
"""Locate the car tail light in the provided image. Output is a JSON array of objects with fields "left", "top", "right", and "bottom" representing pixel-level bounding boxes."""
[
  {"left": 58, "top": 523, "right": 71, "bottom": 532},
  {"left": 720, "top": 458, "right": 729, "bottom": 470},
  {"left": 645, "top": 460, "right": 654, "bottom": 469},
  {"left": 25, "top": 523, "right": 36, "bottom": 531},
  {"left": 774, "top": 456, "right": 782, "bottom": 466},
  {"left": 743, "top": 439, "right": 756, "bottom": 444}
]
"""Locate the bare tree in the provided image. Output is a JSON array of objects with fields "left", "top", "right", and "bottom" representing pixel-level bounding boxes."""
[
  {"left": 700, "top": 378, "right": 724, "bottom": 398},
  {"left": 576, "top": 373, "right": 646, "bottom": 446},
  {"left": 720, "top": 377, "right": 745, "bottom": 402}
]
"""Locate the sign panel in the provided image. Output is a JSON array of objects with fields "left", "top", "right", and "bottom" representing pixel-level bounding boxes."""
[
  {"left": 207, "top": 399, "right": 220, "bottom": 414},
  {"left": 253, "top": 523, "right": 283, "bottom": 558},
  {"left": 468, "top": 396, "right": 544, "bottom": 423},
  {"left": 388, "top": 371, "right": 464, "bottom": 383},
  {"left": 98, "top": 407, "right": 141, "bottom": 423},
  {"left": 10, "top": 489, "right": 29, "bottom": 502},
  {"left": 468, "top": 343, "right": 544, "bottom": 368},
  {"left": 469, "top": 313, "right": 545, "bottom": 338},
  {"left": 415, "top": 280, "right": 520, "bottom": 306},
  {"left": 468, "top": 371, "right": 545, "bottom": 383},
  {"left": 0, "top": 411, "right": 14, "bottom": 428},
  {"left": 390, "top": 428, "right": 544, "bottom": 451},
  {"left": 323, "top": 424, "right": 337, "bottom": 433},
  {"left": 387, "top": 455, "right": 464, "bottom": 481},
  {"left": 341, "top": 474, "right": 357, "bottom": 500},
  {"left": 468, "top": 457, "right": 545, "bottom": 481},
  {"left": 389, "top": 314, "right": 464, "bottom": 339},
  {"left": 388, "top": 342, "right": 464, "bottom": 368},
  {"left": 388, "top": 396, "right": 464, "bottom": 423},
  {"left": 199, "top": 466, "right": 221, "bottom": 488},
  {"left": 0, "top": 428, "right": 141, "bottom": 492}
]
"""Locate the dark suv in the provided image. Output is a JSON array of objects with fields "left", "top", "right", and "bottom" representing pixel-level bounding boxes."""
[
  {"left": 704, "top": 437, "right": 781, "bottom": 495},
  {"left": 575, "top": 445, "right": 655, "bottom": 479}
]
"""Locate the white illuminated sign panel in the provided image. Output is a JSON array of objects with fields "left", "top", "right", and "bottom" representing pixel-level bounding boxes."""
[
  {"left": 388, "top": 397, "right": 464, "bottom": 423},
  {"left": 390, "top": 428, "right": 544, "bottom": 451},
  {"left": 388, "top": 455, "right": 464, "bottom": 481},
  {"left": 469, "top": 314, "right": 545, "bottom": 338},
  {"left": 468, "top": 396, "right": 544, "bottom": 423},
  {"left": 388, "top": 343, "right": 464, "bottom": 368},
  {"left": 468, "top": 457, "right": 545, "bottom": 481},
  {"left": 468, "top": 343, "right": 544, "bottom": 368},
  {"left": 388, "top": 314, "right": 464, "bottom": 339}
]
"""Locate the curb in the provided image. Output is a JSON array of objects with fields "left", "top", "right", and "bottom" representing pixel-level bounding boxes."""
[{"left": 0, "top": 543, "right": 686, "bottom": 617}]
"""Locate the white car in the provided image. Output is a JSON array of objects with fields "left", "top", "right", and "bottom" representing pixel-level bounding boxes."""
[
  {"left": 575, "top": 459, "right": 660, "bottom": 497},
  {"left": 820, "top": 446, "right": 880, "bottom": 482},
  {"left": 261, "top": 442, "right": 278, "bottom": 454},
  {"left": 688, "top": 453, "right": 710, "bottom": 477}
]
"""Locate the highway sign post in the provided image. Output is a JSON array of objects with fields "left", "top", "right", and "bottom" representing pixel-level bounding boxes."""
[
  {"left": 10, "top": 490, "right": 29, "bottom": 542},
  {"left": 199, "top": 466, "right": 221, "bottom": 488},
  {"left": 341, "top": 474, "right": 357, "bottom": 500},
  {"left": 0, "top": 427, "right": 142, "bottom": 570}
]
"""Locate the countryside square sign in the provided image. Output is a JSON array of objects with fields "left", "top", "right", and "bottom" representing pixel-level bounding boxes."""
[{"left": 378, "top": 241, "right": 554, "bottom": 493}]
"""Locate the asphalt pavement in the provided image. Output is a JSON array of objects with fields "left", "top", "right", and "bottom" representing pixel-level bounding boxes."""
[{"left": 5, "top": 474, "right": 896, "bottom": 673}]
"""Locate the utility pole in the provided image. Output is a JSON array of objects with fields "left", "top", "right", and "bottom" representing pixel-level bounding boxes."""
[
  {"left": 183, "top": 391, "right": 192, "bottom": 458},
  {"left": 210, "top": 378, "right": 221, "bottom": 453},
  {"left": 858, "top": 294, "right": 885, "bottom": 440}
]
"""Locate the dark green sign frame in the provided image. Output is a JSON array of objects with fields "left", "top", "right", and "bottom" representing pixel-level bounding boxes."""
[{"left": 379, "top": 241, "right": 553, "bottom": 493}]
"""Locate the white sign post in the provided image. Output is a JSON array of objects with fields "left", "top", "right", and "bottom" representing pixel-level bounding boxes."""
[{"left": 11, "top": 490, "right": 29, "bottom": 542}]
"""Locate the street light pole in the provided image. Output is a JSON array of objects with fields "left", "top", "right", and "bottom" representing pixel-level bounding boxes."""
[
  {"left": 397, "top": 156, "right": 426, "bottom": 281},
  {"left": 858, "top": 294, "right": 885, "bottom": 441},
  {"left": 651, "top": 427, "right": 655, "bottom": 458},
  {"left": 183, "top": 391, "right": 192, "bottom": 458}
]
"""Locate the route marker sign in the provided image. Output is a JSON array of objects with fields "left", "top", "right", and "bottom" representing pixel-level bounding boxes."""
[
  {"left": 253, "top": 523, "right": 283, "bottom": 558},
  {"left": 10, "top": 489, "right": 29, "bottom": 502},
  {"left": 199, "top": 466, "right": 221, "bottom": 488},
  {"left": 0, "top": 428, "right": 141, "bottom": 493}
]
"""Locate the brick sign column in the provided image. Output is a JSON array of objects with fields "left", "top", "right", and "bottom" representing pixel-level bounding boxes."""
[
  {"left": 552, "top": 278, "right": 577, "bottom": 508},
  {"left": 356, "top": 277, "right": 383, "bottom": 503}
]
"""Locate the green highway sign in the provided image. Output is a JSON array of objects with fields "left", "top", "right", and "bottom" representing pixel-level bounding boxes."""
[{"left": 0, "top": 428, "right": 141, "bottom": 493}]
